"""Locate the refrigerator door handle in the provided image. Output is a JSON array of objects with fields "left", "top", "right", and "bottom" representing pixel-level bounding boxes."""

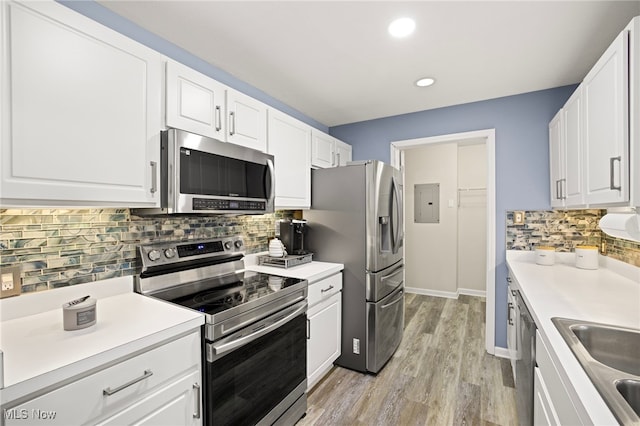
[{"left": 391, "top": 175, "right": 403, "bottom": 254}]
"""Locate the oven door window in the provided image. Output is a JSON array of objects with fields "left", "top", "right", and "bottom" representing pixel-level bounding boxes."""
[
  {"left": 180, "top": 148, "right": 268, "bottom": 198},
  {"left": 205, "top": 313, "right": 306, "bottom": 426}
]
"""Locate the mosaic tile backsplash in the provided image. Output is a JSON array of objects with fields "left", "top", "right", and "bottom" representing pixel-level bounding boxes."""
[
  {"left": 506, "top": 209, "right": 640, "bottom": 267},
  {"left": 0, "top": 209, "right": 295, "bottom": 293}
]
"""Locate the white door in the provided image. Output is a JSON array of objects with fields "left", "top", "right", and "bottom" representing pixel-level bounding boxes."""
[
  {"left": 548, "top": 110, "right": 565, "bottom": 208},
  {"left": 563, "top": 86, "right": 585, "bottom": 206},
  {"left": 311, "top": 131, "right": 335, "bottom": 168},
  {"left": 334, "top": 139, "right": 353, "bottom": 166},
  {"left": 267, "top": 109, "right": 311, "bottom": 209},
  {"left": 226, "top": 89, "right": 267, "bottom": 152},
  {"left": 583, "top": 30, "right": 629, "bottom": 205},
  {"left": 1, "top": 1, "right": 162, "bottom": 206},
  {"left": 307, "top": 293, "right": 341, "bottom": 389},
  {"left": 166, "top": 60, "right": 226, "bottom": 140}
]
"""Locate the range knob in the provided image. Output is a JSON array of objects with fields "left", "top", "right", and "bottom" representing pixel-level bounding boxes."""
[
  {"left": 224, "top": 241, "right": 233, "bottom": 250},
  {"left": 148, "top": 249, "right": 161, "bottom": 261},
  {"left": 164, "top": 248, "right": 176, "bottom": 259},
  {"left": 234, "top": 240, "right": 243, "bottom": 249}
]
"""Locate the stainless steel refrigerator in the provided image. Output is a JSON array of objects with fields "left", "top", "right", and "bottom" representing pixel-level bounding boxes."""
[{"left": 305, "top": 160, "right": 404, "bottom": 373}]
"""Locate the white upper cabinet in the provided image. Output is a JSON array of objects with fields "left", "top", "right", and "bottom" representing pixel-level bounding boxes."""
[
  {"left": 311, "top": 131, "right": 336, "bottom": 168},
  {"left": 311, "top": 130, "right": 352, "bottom": 168},
  {"left": 549, "top": 110, "right": 565, "bottom": 208},
  {"left": 334, "top": 139, "right": 353, "bottom": 166},
  {"left": 226, "top": 89, "right": 268, "bottom": 152},
  {"left": 549, "top": 19, "right": 637, "bottom": 208},
  {"left": 583, "top": 29, "right": 629, "bottom": 206},
  {"left": 563, "top": 86, "right": 585, "bottom": 206},
  {"left": 267, "top": 109, "right": 311, "bottom": 209},
  {"left": 166, "top": 60, "right": 226, "bottom": 140},
  {"left": 0, "top": 1, "right": 162, "bottom": 207}
]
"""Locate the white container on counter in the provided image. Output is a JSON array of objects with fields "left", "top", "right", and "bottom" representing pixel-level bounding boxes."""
[
  {"left": 535, "top": 246, "right": 555, "bottom": 266},
  {"left": 575, "top": 246, "right": 599, "bottom": 270}
]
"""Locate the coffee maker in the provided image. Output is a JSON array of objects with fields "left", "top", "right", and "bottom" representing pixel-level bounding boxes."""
[{"left": 279, "top": 219, "right": 309, "bottom": 255}]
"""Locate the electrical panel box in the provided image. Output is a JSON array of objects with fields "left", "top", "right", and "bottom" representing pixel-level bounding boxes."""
[{"left": 415, "top": 183, "right": 439, "bottom": 223}]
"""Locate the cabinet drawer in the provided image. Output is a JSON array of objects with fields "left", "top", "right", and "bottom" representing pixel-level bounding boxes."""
[
  {"left": 308, "top": 273, "right": 342, "bottom": 308},
  {"left": 6, "top": 331, "right": 201, "bottom": 425}
]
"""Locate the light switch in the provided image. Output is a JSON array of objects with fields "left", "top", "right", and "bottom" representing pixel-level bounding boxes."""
[{"left": 513, "top": 211, "right": 525, "bottom": 225}]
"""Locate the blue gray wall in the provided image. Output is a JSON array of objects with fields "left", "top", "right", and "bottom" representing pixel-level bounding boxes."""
[
  {"left": 330, "top": 86, "right": 578, "bottom": 348},
  {"left": 58, "top": 0, "right": 328, "bottom": 133}
]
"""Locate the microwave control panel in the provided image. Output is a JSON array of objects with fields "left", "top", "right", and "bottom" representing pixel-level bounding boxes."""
[{"left": 193, "top": 198, "right": 266, "bottom": 211}]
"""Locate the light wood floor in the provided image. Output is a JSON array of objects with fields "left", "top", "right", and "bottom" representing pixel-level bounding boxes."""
[{"left": 298, "top": 293, "right": 517, "bottom": 426}]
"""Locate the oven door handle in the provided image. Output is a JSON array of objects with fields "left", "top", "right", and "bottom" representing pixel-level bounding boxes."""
[{"left": 209, "top": 301, "right": 306, "bottom": 357}]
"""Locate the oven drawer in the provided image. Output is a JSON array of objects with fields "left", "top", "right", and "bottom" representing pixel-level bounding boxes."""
[
  {"left": 5, "top": 331, "right": 201, "bottom": 425},
  {"left": 308, "top": 272, "right": 342, "bottom": 308}
]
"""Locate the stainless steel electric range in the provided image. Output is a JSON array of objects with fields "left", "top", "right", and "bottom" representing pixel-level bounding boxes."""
[{"left": 134, "top": 236, "right": 308, "bottom": 426}]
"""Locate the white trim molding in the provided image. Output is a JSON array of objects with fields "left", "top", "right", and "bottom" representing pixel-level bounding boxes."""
[{"left": 391, "top": 128, "right": 497, "bottom": 355}]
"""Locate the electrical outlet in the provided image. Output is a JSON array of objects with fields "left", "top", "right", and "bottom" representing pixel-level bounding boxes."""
[
  {"left": 0, "top": 266, "right": 21, "bottom": 298},
  {"left": 513, "top": 211, "right": 526, "bottom": 225},
  {"left": 353, "top": 338, "right": 360, "bottom": 354}
]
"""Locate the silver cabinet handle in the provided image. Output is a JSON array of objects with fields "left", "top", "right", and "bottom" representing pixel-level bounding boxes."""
[
  {"left": 193, "top": 383, "right": 201, "bottom": 419},
  {"left": 560, "top": 178, "right": 566, "bottom": 199},
  {"left": 336, "top": 152, "right": 341, "bottom": 166},
  {"left": 307, "top": 318, "right": 311, "bottom": 340},
  {"left": 215, "top": 106, "right": 222, "bottom": 132},
  {"left": 150, "top": 161, "right": 157, "bottom": 194},
  {"left": 507, "top": 302, "right": 514, "bottom": 325},
  {"left": 610, "top": 156, "right": 622, "bottom": 190},
  {"left": 321, "top": 285, "right": 334, "bottom": 293},
  {"left": 103, "top": 369, "right": 153, "bottom": 396},
  {"left": 507, "top": 276, "right": 512, "bottom": 283},
  {"left": 229, "top": 111, "right": 235, "bottom": 136},
  {"left": 555, "top": 179, "right": 561, "bottom": 200}
]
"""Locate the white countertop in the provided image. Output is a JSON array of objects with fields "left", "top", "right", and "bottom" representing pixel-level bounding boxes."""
[
  {"left": 244, "top": 253, "right": 343, "bottom": 284},
  {"left": 0, "top": 277, "right": 204, "bottom": 405},
  {"left": 506, "top": 251, "right": 640, "bottom": 425}
]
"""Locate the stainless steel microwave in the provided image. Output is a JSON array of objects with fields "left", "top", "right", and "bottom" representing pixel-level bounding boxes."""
[{"left": 138, "top": 129, "right": 275, "bottom": 215}]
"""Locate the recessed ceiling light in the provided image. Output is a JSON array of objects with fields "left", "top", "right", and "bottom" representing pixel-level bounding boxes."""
[
  {"left": 388, "top": 17, "right": 415, "bottom": 38},
  {"left": 416, "top": 78, "right": 435, "bottom": 87}
]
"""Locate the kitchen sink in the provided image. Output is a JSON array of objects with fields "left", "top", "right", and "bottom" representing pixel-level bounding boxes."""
[
  {"left": 617, "top": 379, "right": 640, "bottom": 417},
  {"left": 552, "top": 318, "right": 640, "bottom": 425}
]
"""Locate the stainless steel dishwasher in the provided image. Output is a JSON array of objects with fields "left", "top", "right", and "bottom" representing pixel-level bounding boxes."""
[{"left": 515, "top": 291, "right": 536, "bottom": 426}]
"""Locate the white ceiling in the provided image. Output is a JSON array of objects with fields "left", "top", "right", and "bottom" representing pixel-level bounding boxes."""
[{"left": 98, "top": 1, "right": 640, "bottom": 127}]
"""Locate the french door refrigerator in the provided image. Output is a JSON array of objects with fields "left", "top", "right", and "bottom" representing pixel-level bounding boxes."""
[{"left": 305, "top": 160, "right": 404, "bottom": 373}]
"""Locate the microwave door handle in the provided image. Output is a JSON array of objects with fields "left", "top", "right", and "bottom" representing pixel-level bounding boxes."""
[{"left": 266, "top": 158, "right": 275, "bottom": 203}]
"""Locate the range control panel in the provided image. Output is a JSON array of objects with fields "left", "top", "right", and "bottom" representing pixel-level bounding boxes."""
[{"left": 138, "top": 236, "right": 244, "bottom": 269}]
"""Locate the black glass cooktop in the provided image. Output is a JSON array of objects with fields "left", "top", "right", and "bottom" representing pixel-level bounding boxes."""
[{"left": 168, "top": 272, "right": 305, "bottom": 316}]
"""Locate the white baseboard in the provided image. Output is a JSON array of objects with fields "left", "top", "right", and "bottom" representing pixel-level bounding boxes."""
[
  {"left": 405, "top": 287, "right": 487, "bottom": 299},
  {"left": 493, "top": 347, "right": 511, "bottom": 359}
]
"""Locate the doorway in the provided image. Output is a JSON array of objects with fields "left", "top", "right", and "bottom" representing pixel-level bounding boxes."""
[{"left": 390, "top": 129, "right": 496, "bottom": 355}]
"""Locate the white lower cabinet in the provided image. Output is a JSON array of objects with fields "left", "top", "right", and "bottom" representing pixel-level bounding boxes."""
[
  {"left": 534, "top": 366, "right": 560, "bottom": 426},
  {"left": 5, "top": 331, "right": 202, "bottom": 426},
  {"left": 307, "top": 273, "right": 342, "bottom": 390},
  {"left": 506, "top": 279, "right": 518, "bottom": 379},
  {"left": 534, "top": 331, "right": 582, "bottom": 426}
]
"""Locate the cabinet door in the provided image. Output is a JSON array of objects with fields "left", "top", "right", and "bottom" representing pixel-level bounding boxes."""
[
  {"left": 267, "top": 109, "right": 311, "bottom": 209},
  {"left": 311, "top": 131, "right": 335, "bottom": 168},
  {"left": 548, "top": 110, "right": 565, "bottom": 208},
  {"left": 226, "top": 89, "right": 267, "bottom": 152},
  {"left": 307, "top": 292, "right": 341, "bottom": 390},
  {"left": 334, "top": 139, "right": 352, "bottom": 166},
  {"left": 166, "top": 60, "right": 226, "bottom": 140},
  {"left": 97, "top": 370, "right": 201, "bottom": 426},
  {"left": 583, "top": 30, "right": 630, "bottom": 205},
  {"left": 533, "top": 366, "right": 560, "bottom": 426},
  {"left": 563, "top": 86, "right": 585, "bottom": 206},
  {"left": 1, "top": 1, "right": 162, "bottom": 206}
]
